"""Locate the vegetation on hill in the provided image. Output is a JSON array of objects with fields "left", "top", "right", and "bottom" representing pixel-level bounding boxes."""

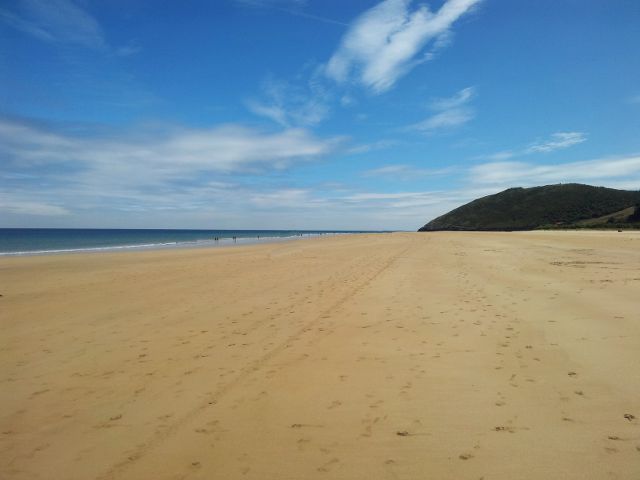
[{"left": 418, "top": 184, "right": 640, "bottom": 231}]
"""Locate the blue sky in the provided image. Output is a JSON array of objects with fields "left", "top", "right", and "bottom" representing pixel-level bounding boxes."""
[{"left": 1, "top": 0, "right": 639, "bottom": 230}]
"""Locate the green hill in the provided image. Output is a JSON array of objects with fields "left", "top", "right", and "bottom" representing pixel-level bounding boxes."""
[{"left": 418, "top": 184, "right": 640, "bottom": 231}]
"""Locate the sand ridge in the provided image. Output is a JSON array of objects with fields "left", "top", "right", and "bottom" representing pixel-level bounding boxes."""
[{"left": 1, "top": 232, "right": 639, "bottom": 479}]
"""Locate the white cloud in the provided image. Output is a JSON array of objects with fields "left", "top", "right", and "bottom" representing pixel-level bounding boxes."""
[
  {"left": 409, "top": 86, "right": 476, "bottom": 133},
  {"left": 248, "top": 189, "right": 317, "bottom": 208},
  {"left": 0, "top": 117, "right": 346, "bottom": 221},
  {"left": 412, "top": 108, "right": 474, "bottom": 132},
  {"left": 482, "top": 150, "right": 515, "bottom": 161},
  {"left": 524, "top": 132, "right": 587, "bottom": 154},
  {"left": 429, "top": 86, "right": 475, "bottom": 110},
  {"left": 478, "top": 131, "right": 587, "bottom": 161},
  {"left": 325, "top": 0, "right": 481, "bottom": 93},
  {"left": 0, "top": 118, "right": 341, "bottom": 174},
  {"left": 347, "top": 139, "right": 397, "bottom": 154},
  {"left": 366, "top": 165, "right": 416, "bottom": 176},
  {"left": 470, "top": 155, "right": 640, "bottom": 187},
  {"left": 246, "top": 75, "right": 331, "bottom": 127},
  {"left": 245, "top": 101, "right": 289, "bottom": 127},
  {"left": 364, "top": 164, "right": 456, "bottom": 179},
  {"left": 345, "top": 191, "right": 431, "bottom": 201},
  {"left": 234, "top": 0, "right": 347, "bottom": 27}
]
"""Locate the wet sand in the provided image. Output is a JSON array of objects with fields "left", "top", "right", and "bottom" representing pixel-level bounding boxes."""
[{"left": 1, "top": 231, "right": 639, "bottom": 479}]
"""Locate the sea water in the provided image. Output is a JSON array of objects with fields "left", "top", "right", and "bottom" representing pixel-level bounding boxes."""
[{"left": 0, "top": 228, "right": 373, "bottom": 256}]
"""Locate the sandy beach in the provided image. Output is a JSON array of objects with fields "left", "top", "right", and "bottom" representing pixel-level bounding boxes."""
[{"left": 1, "top": 231, "right": 639, "bottom": 479}]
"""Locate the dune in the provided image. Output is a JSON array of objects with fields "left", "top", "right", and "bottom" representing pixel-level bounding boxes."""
[{"left": 1, "top": 232, "right": 639, "bottom": 479}]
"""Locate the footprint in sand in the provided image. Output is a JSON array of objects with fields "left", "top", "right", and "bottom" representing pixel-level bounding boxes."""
[
  {"left": 30, "top": 388, "right": 50, "bottom": 397},
  {"left": 296, "top": 438, "right": 311, "bottom": 450},
  {"left": 317, "top": 458, "right": 340, "bottom": 473}
]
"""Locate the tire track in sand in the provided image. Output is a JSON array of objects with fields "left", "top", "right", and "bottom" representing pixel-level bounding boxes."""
[{"left": 98, "top": 240, "right": 413, "bottom": 480}]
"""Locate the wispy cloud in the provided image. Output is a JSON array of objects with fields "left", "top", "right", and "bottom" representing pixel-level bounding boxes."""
[
  {"left": 480, "top": 131, "right": 587, "bottom": 160},
  {"left": 248, "top": 188, "right": 319, "bottom": 208},
  {"left": 429, "top": 86, "right": 475, "bottom": 110},
  {"left": 246, "top": 74, "right": 331, "bottom": 127},
  {"left": 325, "top": 0, "right": 481, "bottom": 93},
  {"left": 114, "top": 41, "right": 143, "bottom": 57},
  {"left": 347, "top": 139, "right": 397, "bottom": 154},
  {"left": 234, "top": 0, "right": 347, "bottom": 27},
  {"left": 409, "top": 86, "right": 476, "bottom": 133},
  {"left": 0, "top": 195, "right": 69, "bottom": 217},
  {"left": 1, "top": 0, "right": 106, "bottom": 49},
  {"left": 470, "top": 155, "right": 640, "bottom": 187},
  {"left": 0, "top": 9, "right": 54, "bottom": 42},
  {"left": 0, "top": 116, "right": 346, "bottom": 221},
  {"left": 0, "top": 117, "right": 342, "bottom": 174},
  {"left": 524, "top": 132, "right": 587, "bottom": 154},
  {"left": 1, "top": 0, "right": 143, "bottom": 56},
  {"left": 364, "top": 164, "right": 456, "bottom": 180},
  {"left": 412, "top": 108, "right": 474, "bottom": 132}
]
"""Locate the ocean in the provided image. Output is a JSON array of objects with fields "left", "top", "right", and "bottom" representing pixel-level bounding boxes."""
[{"left": 0, "top": 228, "right": 373, "bottom": 256}]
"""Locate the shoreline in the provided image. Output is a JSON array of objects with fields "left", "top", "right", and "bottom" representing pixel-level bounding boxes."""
[
  {"left": 3, "top": 228, "right": 636, "bottom": 258},
  {"left": 0, "top": 231, "right": 370, "bottom": 258}
]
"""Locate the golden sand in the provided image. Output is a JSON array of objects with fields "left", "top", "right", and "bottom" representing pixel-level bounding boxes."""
[{"left": 1, "top": 232, "right": 639, "bottom": 479}]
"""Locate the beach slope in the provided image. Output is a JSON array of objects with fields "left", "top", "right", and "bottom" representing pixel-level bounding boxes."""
[{"left": 1, "top": 232, "right": 639, "bottom": 479}]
